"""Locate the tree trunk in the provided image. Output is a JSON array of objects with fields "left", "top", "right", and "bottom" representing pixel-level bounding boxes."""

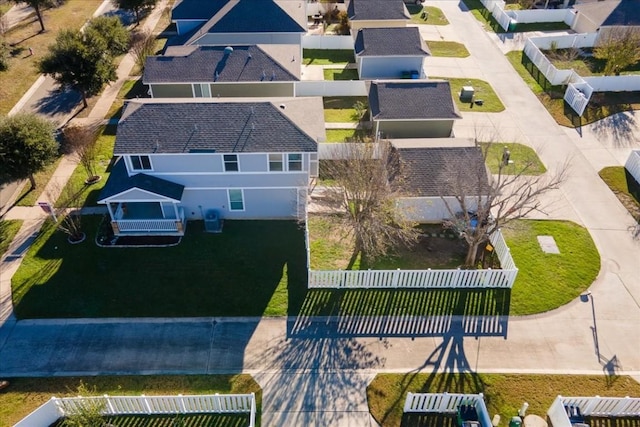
[
  {"left": 464, "top": 241, "right": 481, "bottom": 268},
  {"left": 34, "top": 5, "right": 45, "bottom": 32},
  {"left": 134, "top": 7, "right": 140, "bottom": 25},
  {"left": 28, "top": 173, "right": 36, "bottom": 188},
  {"left": 80, "top": 90, "right": 88, "bottom": 109},
  {"left": 346, "top": 236, "right": 362, "bottom": 270}
]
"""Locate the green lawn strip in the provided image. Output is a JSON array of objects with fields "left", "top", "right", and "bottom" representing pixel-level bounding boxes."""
[
  {"left": 426, "top": 40, "right": 470, "bottom": 58},
  {"left": 55, "top": 125, "right": 117, "bottom": 208},
  {"left": 323, "top": 96, "right": 368, "bottom": 123},
  {"left": 368, "top": 373, "right": 640, "bottom": 427},
  {"left": 481, "top": 143, "right": 546, "bottom": 175},
  {"left": 326, "top": 129, "right": 358, "bottom": 142},
  {"left": 0, "top": 0, "right": 103, "bottom": 115},
  {"left": 323, "top": 68, "right": 359, "bottom": 81},
  {"left": 303, "top": 49, "right": 355, "bottom": 65},
  {"left": 599, "top": 166, "right": 640, "bottom": 222},
  {"left": 0, "top": 374, "right": 261, "bottom": 427},
  {"left": 460, "top": 0, "right": 503, "bottom": 32},
  {"left": 14, "top": 157, "right": 63, "bottom": 207},
  {"left": 406, "top": 5, "right": 449, "bottom": 25},
  {"left": 431, "top": 76, "right": 505, "bottom": 113},
  {"left": 11, "top": 217, "right": 307, "bottom": 318},
  {"left": 512, "top": 22, "right": 570, "bottom": 32},
  {"left": 0, "top": 220, "right": 23, "bottom": 257},
  {"left": 503, "top": 220, "right": 600, "bottom": 315},
  {"left": 105, "top": 79, "right": 148, "bottom": 119}
]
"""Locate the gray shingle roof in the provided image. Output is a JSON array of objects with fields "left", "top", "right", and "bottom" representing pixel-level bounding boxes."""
[
  {"left": 574, "top": 0, "right": 640, "bottom": 27},
  {"left": 207, "top": 0, "right": 306, "bottom": 33},
  {"left": 115, "top": 101, "right": 318, "bottom": 154},
  {"left": 354, "top": 27, "right": 430, "bottom": 57},
  {"left": 347, "top": 0, "right": 410, "bottom": 20},
  {"left": 394, "top": 146, "right": 490, "bottom": 197},
  {"left": 369, "top": 81, "right": 462, "bottom": 120},
  {"left": 172, "top": 0, "right": 228, "bottom": 21},
  {"left": 98, "top": 158, "right": 185, "bottom": 202},
  {"left": 143, "top": 46, "right": 298, "bottom": 83}
]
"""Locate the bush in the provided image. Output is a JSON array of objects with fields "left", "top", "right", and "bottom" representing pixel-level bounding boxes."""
[{"left": 0, "top": 39, "right": 9, "bottom": 71}]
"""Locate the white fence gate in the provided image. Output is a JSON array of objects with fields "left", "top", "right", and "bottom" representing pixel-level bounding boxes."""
[
  {"left": 295, "top": 80, "right": 367, "bottom": 97},
  {"left": 564, "top": 82, "right": 591, "bottom": 116},
  {"left": 625, "top": 150, "right": 640, "bottom": 186},
  {"left": 302, "top": 34, "right": 354, "bottom": 50},
  {"left": 404, "top": 392, "right": 493, "bottom": 427},
  {"left": 548, "top": 395, "right": 640, "bottom": 427},
  {"left": 14, "top": 394, "right": 257, "bottom": 427}
]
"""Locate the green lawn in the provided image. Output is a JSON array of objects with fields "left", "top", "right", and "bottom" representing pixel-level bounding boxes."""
[
  {"left": 326, "top": 129, "right": 358, "bottom": 142},
  {"left": 303, "top": 49, "right": 355, "bottom": 65},
  {"left": 11, "top": 216, "right": 307, "bottom": 318},
  {"left": 426, "top": 40, "right": 470, "bottom": 58},
  {"left": 14, "top": 157, "right": 63, "bottom": 207},
  {"left": 406, "top": 5, "right": 449, "bottom": 25},
  {"left": 503, "top": 220, "right": 600, "bottom": 315},
  {"left": 481, "top": 142, "right": 547, "bottom": 175},
  {"left": 55, "top": 125, "right": 116, "bottom": 208},
  {"left": 0, "top": 375, "right": 261, "bottom": 427},
  {"left": 323, "top": 68, "right": 359, "bottom": 81},
  {"left": 323, "top": 96, "right": 368, "bottom": 123},
  {"left": 432, "top": 76, "right": 505, "bottom": 112},
  {"left": 461, "top": 0, "right": 568, "bottom": 33},
  {"left": 599, "top": 166, "right": 640, "bottom": 222},
  {"left": 368, "top": 373, "right": 640, "bottom": 427},
  {"left": 0, "top": 220, "right": 22, "bottom": 257}
]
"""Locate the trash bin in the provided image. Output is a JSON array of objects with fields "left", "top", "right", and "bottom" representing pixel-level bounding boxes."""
[
  {"left": 510, "top": 416, "right": 523, "bottom": 427},
  {"left": 508, "top": 19, "right": 517, "bottom": 32}
]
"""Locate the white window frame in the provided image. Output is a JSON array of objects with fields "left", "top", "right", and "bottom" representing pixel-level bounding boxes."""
[
  {"left": 130, "top": 155, "right": 153, "bottom": 171},
  {"left": 193, "top": 83, "right": 211, "bottom": 98},
  {"left": 309, "top": 153, "right": 318, "bottom": 177},
  {"left": 268, "top": 153, "right": 284, "bottom": 171},
  {"left": 227, "top": 189, "right": 245, "bottom": 211},
  {"left": 288, "top": 153, "right": 303, "bottom": 171},
  {"left": 223, "top": 154, "right": 239, "bottom": 172}
]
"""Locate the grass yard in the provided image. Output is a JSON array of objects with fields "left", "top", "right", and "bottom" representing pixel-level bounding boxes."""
[
  {"left": 323, "top": 68, "right": 359, "bottom": 81},
  {"left": 544, "top": 48, "right": 640, "bottom": 76},
  {"left": 323, "top": 96, "right": 368, "bottom": 123},
  {"left": 105, "top": 79, "right": 149, "bottom": 119},
  {"left": 461, "top": 0, "right": 568, "bottom": 33},
  {"left": 0, "top": 374, "right": 261, "bottom": 427},
  {"left": 11, "top": 216, "right": 307, "bottom": 318},
  {"left": 425, "top": 40, "right": 470, "bottom": 58},
  {"left": 432, "top": 76, "right": 505, "bottom": 112},
  {"left": 406, "top": 5, "right": 449, "bottom": 25},
  {"left": 0, "top": 0, "right": 102, "bottom": 115},
  {"left": 503, "top": 220, "right": 600, "bottom": 315},
  {"left": 481, "top": 142, "right": 547, "bottom": 175},
  {"left": 325, "top": 128, "right": 358, "bottom": 142},
  {"left": 303, "top": 49, "right": 355, "bottom": 65},
  {"left": 368, "top": 373, "right": 640, "bottom": 427},
  {"left": 54, "top": 125, "right": 117, "bottom": 208},
  {"left": 599, "top": 166, "right": 640, "bottom": 222},
  {"left": 0, "top": 220, "right": 22, "bottom": 256},
  {"left": 14, "top": 157, "right": 63, "bottom": 207}
]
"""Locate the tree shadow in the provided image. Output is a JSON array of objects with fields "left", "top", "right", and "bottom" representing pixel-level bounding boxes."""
[
  {"left": 33, "top": 85, "right": 82, "bottom": 118},
  {"left": 590, "top": 111, "right": 637, "bottom": 148}
]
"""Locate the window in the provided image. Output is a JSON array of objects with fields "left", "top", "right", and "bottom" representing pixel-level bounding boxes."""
[
  {"left": 194, "top": 83, "right": 211, "bottom": 97},
  {"left": 228, "top": 189, "right": 244, "bottom": 211},
  {"left": 223, "top": 154, "right": 239, "bottom": 172},
  {"left": 130, "top": 155, "right": 152, "bottom": 171},
  {"left": 309, "top": 153, "right": 318, "bottom": 177},
  {"left": 269, "top": 154, "right": 283, "bottom": 171},
  {"left": 288, "top": 153, "right": 302, "bottom": 171}
]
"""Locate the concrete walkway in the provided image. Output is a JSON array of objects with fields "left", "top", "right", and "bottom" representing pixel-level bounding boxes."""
[{"left": 2, "top": 2, "right": 640, "bottom": 426}]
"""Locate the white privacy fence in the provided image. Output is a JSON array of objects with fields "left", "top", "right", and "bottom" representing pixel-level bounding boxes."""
[
  {"left": 307, "top": 227, "right": 518, "bottom": 289},
  {"left": 14, "top": 394, "right": 257, "bottom": 427},
  {"left": 295, "top": 80, "right": 367, "bottom": 97},
  {"left": 548, "top": 395, "right": 640, "bottom": 427},
  {"left": 404, "top": 392, "right": 492, "bottom": 427},
  {"left": 479, "top": 0, "right": 511, "bottom": 31},
  {"left": 625, "top": 150, "right": 640, "bottom": 186},
  {"left": 478, "top": 0, "right": 575, "bottom": 30},
  {"left": 302, "top": 34, "right": 354, "bottom": 50}
]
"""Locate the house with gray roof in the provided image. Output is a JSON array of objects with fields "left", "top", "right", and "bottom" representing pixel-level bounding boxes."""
[
  {"left": 572, "top": 0, "right": 640, "bottom": 34},
  {"left": 98, "top": 97, "right": 324, "bottom": 236},
  {"left": 368, "top": 80, "right": 462, "bottom": 139},
  {"left": 171, "top": 0, "right": 307, "bottom": 47},
  {"left": 143, "top": 45, "right": 300, "bottom": 98},
  {"left": 347, "top": 0, "right": 410, "bottom": 32},
  {"left": 391, "top": 139, "right": 491, "bottom": 222},
  {"left": 354, "top": 27, "right": 430, "bottom": 79}
]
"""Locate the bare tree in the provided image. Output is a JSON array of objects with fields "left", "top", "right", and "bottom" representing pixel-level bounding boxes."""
[
  {"left": 442, "top": 140, "right": 568, "bottom": 268},
  {"left": 130, "top": 29, "right": 156, "bottom": 71},
  {"left": 62, "top": 124, "right": 101, "bottom": 183},
  {"left": 594, "top": 27, "right": 640, "bottom": 76},
  {"left": 46, "top": 182, "right": 85, "bottom": 243},
  {"left": 320, "top": 141, "right": 420, "bottom": 267}
]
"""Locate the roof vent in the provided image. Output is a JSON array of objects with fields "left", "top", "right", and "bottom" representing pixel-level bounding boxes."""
[
  {"left": 224, "top": 46, "right": 233, "bottom": 56},
  {"left": 279, "top": 104, "right": 286, "bottom": 110}
]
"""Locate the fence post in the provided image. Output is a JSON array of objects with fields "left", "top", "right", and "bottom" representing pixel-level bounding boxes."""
[
  {"left": 178, "top": 394, "right": 187, "bottom": 413},
  {"left": 405, "top": 392, "right": 414, "bottom": 412},
  {"left": 104, "top": 395, "right": 115, "bottom": 414},
  {"left": 250, "top": 392, "right": 256, "bottom": 427},
  {"left": 142, "top": 394, "right": 152, "bottom": 415}
]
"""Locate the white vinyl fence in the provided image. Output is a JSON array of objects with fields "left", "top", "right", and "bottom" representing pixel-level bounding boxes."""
[
  {"left": 404, "top": 392, "right": 492, "bottom": 427},
  {"left": 295, "top": 80, "right": 367, "bottom": 97},
  {"left": 478, "top": 0, "right": 576, "bottom": 30},
  {"left": 479, "top": 0, "right": 511, "bottom": 31},
  {"left": 14, "top": 394, "right": 257, "bottom": 427},
  {"left": 625, "top": 150, "right": 640, "bottom": 186},
  {"left": 302, "top": 34, "right": 354, "bottom": 50},
  {"left": 307, "top": 227, "right": 518, "bottom": 289},
  {"left": 548, "top": 395, "right": 640, "bottom": 427}
]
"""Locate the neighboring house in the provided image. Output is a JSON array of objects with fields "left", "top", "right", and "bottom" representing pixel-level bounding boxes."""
[
  {"left": 354, "top": 27, "right": 430, "bottom": 79},
  {"left": 571, "top": 0, "right": 640, "bottom": 34},
  {"left": 144, "top": 45, "right": 300, "bottom": 98},
  {"left": 347, "top": 0, "right": 410, "bottom": 32},
  {"left": 171, "top": 0, "right": 307, "bottom": 47},
  {"left": 368, "top": 80, "right": 462, "bottom": 139},
  {"left": 98, "top": 98, "right": 325, "bottom": 236},
  {"left": 391, "top": 139, "right": 490, "bottom": 223}
]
